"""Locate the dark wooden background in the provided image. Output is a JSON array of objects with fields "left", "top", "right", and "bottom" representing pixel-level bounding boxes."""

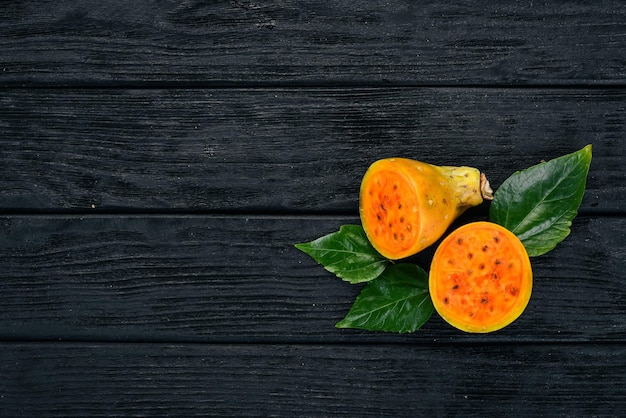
[{"left": 1, "top": 1, "right": 625, "bottom": 416}]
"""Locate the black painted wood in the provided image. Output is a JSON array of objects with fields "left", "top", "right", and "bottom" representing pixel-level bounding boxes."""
[
  {"left": 1, "top": 1, "right": 626, "bottom": 86},
  {"left": 1, "top": 215, "right": 623, "bottom": 343},
  {"left": 1, "top": 88, "right": 623, "bottom": 213},
  {"left": 2, "top": 0, "right": 624, "bottom": 416},
  {"left": 1, "top": 342, "right": 624, "bottom": 417}
]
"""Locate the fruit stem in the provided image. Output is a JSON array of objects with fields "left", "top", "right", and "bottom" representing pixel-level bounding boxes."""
[{"left": 480, "top": 173, "right": 494, "bottom": 201}]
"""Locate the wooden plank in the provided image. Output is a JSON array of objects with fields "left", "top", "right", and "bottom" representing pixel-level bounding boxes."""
[
  {"left": 1, "top": 1, "right": 625, "bottom": 86},
  {"left": 1, "top": 88, "right": 623, "bottom": 213},
  {"left": 1, "top": 215, "right": 624, "bottom": 343},
  {"left": 1, "top": 342, "right": 624, "bottom": 417}
]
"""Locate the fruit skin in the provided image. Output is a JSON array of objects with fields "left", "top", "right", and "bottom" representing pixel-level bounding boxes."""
[
  {"left": 359, "top": 158, "right": 490, "bottom": 260},
  {"left": 429, "top": 221, "right": 533, "bottom": 333}
]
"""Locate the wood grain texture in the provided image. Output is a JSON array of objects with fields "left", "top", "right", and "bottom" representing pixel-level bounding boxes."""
[
  {"left": 1, "top": 1, "right": 626, "bottom": 86},
  {"left": 2, "top": 0, "right": 624, "bottom": 415},
  {"left": 1, "top": 215, "right": 623, "bottom": 343},
  {"left": 1, "top": 88, "right": 623, "bottom": 213},
  {"left": 1, "top": 342, "right": 624, "bottom": 417}
]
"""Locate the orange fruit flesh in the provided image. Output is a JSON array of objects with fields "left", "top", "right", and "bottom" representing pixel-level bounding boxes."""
[
  {"left": 429, "top": 222, "right": 532, "bottom": 333},
  {"left": 360, "top": 169, "right": 421, "bottom": 259}
]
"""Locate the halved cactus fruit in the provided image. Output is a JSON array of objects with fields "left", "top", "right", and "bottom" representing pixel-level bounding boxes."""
[
  {"left": 429, "top": 221, "right": 533, "bottom": 333},
  {"left": 359, "top": 158, "right": 492, "bottom": 260}
]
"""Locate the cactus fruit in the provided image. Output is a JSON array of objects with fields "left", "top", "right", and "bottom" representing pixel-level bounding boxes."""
[
  {"left": 359, "top": 158, "right": 493, "bottom": 260},
  {"left": 429, "top": 221, "right": 533, "bottom": 333}
]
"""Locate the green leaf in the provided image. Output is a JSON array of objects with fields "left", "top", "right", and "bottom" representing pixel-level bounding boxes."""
[
  {"left": 294, "top": 225, "right": 389, "bottom": 284},
  {"left": 336, "top": 264, "right": 434, "bottom": 333},
  {"left": 490, "top": 144, "right": 592, "bottom": 257}
]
